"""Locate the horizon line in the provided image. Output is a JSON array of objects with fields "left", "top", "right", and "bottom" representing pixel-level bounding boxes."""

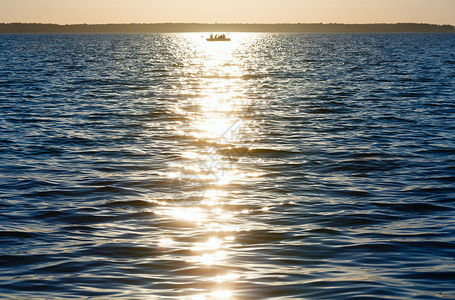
[
  {"left": 2, "top": 22, "right": 455, "bottom": 26},
  {"left": 2, "top": 22, "right": 454, "bottom": 34}
]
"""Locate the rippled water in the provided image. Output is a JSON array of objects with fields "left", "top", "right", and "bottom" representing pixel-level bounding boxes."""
[{"left": 1, "top": 33, "right": 455, "bottom": 299}]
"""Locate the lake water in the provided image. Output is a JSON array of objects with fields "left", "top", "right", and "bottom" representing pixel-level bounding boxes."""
[{"left": 1, "top": 33, "right": 455, "bottom": 299}]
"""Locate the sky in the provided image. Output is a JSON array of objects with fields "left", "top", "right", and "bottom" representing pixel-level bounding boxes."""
[{"left": 1, "top": 0, "right": 454, "bottom": 26}]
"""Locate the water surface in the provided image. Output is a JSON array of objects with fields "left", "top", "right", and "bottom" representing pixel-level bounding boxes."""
[{"left": 1, "top": 33, "right": 455, "bottom": 299}]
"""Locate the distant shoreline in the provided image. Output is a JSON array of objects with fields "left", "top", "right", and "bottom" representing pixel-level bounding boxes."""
[{"left": 1, "top": 23, "right": 454, "bottom": 33}]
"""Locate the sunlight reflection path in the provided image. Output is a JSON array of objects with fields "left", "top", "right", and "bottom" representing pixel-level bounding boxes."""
[{"left": 155, "top": 33, "right": 261, "bottom": 299}]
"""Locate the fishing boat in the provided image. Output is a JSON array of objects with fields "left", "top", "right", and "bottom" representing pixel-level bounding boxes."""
[{"left": 206, "top": 33, "right": 231, "bottom": 42}]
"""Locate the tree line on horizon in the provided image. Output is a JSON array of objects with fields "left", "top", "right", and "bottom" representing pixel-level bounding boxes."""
[{"left": 0, "top": 23, "right": 454, "bottom": 33}]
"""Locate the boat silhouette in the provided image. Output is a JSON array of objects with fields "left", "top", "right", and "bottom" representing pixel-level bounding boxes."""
[{"left": 206, "top": 33, "right": 231, "bottom": 42}]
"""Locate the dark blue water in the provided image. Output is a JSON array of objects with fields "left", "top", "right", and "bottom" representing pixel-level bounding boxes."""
[{"left": 1, "top": 33, "right": 455, "bottom": 299}]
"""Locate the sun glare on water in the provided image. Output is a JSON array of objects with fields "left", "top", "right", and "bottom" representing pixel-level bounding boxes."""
[{"left": 151, "top": 33, "right": 261, "bottom": 299}]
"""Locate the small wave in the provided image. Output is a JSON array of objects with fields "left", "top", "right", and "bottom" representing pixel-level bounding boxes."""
[
  {"left": 0, "top": 230, "right": 39, "bottom": 239},
  {"left": 242, "top": 74, "right": 268, "bottom": 80},
  {"left": 33, "top": 210, "right": 70, "bottom": 220},
  {"left": 307, "top": 228, "right": 341, "bottom": 235},
  {"left": 60, "top": 225, "right": 96, "bottom": 232},
  {"left": 0, "top": 254, "right": 50, "bottom": 268},
  {"left": 22, "top": 186, "right": 140, "bottom": 199},
  {"left": 307, "top": 108, "right": 342, "bottom": 114},
  {"left": 79, "top": 243, "right": 158, "bottom": 259},
  {"left": 374, "top": 202, "right": 452, "bottom": 213},
  {"left": 236, "top": 229, "right": 293, "bottom": 244},
  {"left": 245, "top": 148, "right": 300, "bottom": 158},
  {"left": 101, "top": 199, "right": 156, "bottom": 208},
  {"left": 400, "top": 271, "right": 455, "bottom": 281},
  {"left": 315, "top": 213, "right": 400, "bottom": 227}
]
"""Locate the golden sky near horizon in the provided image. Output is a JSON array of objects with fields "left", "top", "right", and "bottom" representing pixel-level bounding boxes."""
[{"left": 1, "top": 0, "right": 454, "bottom": 26}]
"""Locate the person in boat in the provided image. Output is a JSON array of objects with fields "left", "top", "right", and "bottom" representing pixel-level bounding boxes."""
[{"left": 210, "top": 33, "right": 213, "bottom": 39}]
